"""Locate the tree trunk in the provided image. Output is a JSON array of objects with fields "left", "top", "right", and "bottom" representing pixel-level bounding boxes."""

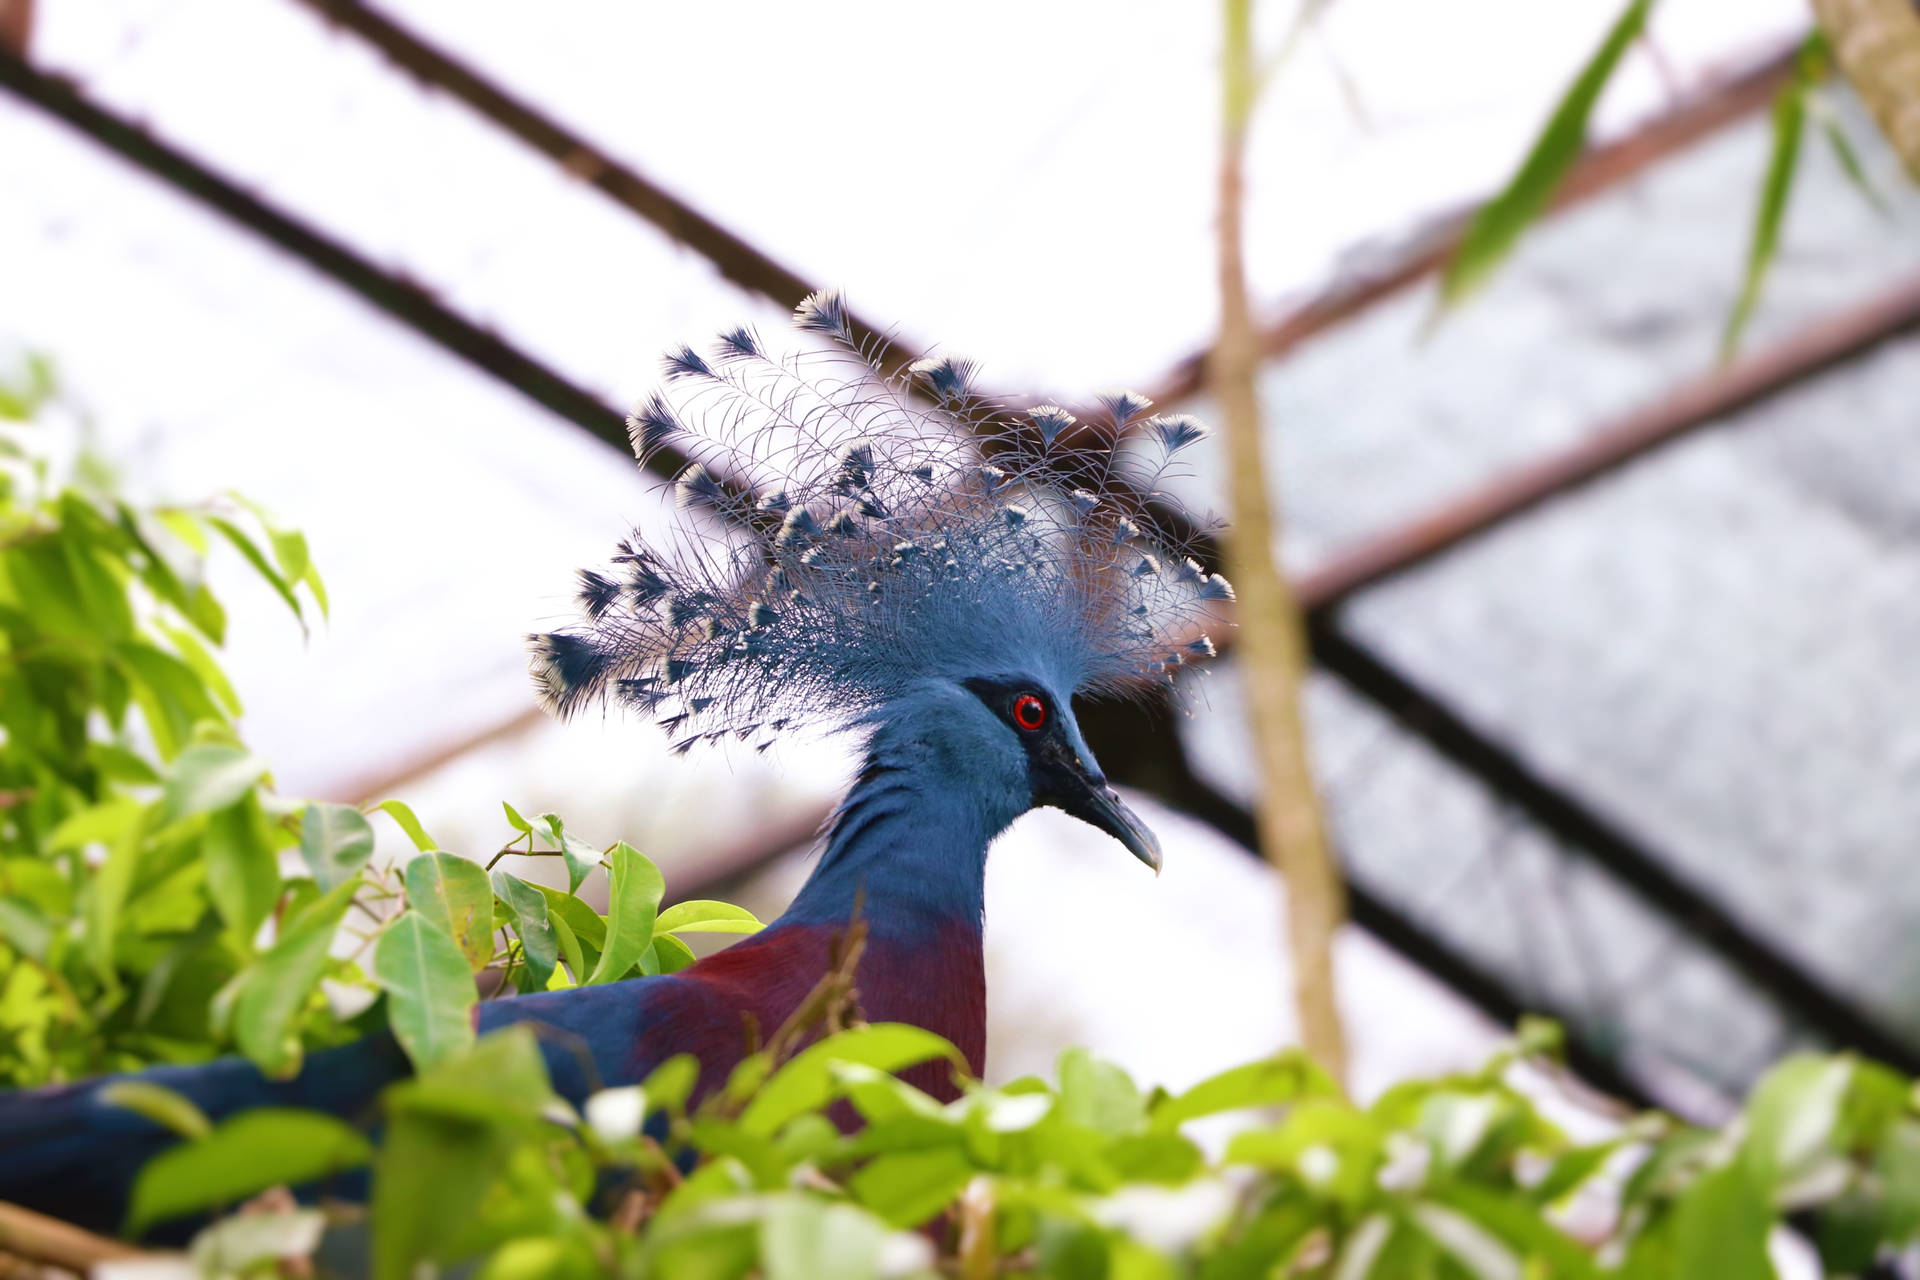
[{"left": 1211, "top": 0, "right": 1350, "bottom": 1085}]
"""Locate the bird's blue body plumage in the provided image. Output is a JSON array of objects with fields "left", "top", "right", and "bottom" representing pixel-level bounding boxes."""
[{"left": 0, "top": 294, "right": 1227, "bottom": 1238}]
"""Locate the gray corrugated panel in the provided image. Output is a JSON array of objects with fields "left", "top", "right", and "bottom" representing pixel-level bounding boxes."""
[
  {"left": 1161, "top": 90, "right": 1920, "bottom": 571},
  {"left": 1182, "top": 662, "right": 1805, "bottom": 1108},
  {"left": 1340, "top": 328, "right": 1920, "bottom": 1048}
]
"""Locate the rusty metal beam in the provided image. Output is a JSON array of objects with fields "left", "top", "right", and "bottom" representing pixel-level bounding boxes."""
[
  {"left": 0, "top": 0, "right": 31, "bottom": 58},
  {"left": 1294, "top": 268, "right": 1920, "bottom": 609},
  {"left": 287, "top": 0, "right": 918, "bottom": 371},
  {"left": 1140, "top": 40, "right": 1801, "bottom": 407}
]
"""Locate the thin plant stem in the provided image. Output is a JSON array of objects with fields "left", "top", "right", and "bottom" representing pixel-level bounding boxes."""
[{"left": 1212, "top": 0, "right": 1350, "bottom": 1085}]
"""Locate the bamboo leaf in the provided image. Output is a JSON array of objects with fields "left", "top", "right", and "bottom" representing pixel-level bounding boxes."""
[
  {"left": 1724, "top": 59, "right": 1809, "bottom": 359},
  {"left": 1438, "top": 0, "right": 1653, "bottom": 310}
]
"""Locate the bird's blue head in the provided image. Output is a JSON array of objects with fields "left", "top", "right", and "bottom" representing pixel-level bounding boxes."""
[{"left": 531, "top": 291, "right": 1231, "bottom": 870}]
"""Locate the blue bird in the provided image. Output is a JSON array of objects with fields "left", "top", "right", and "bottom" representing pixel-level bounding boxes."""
[{"left": 0, "top": 292, "right": 1231, "bottom": 1234}]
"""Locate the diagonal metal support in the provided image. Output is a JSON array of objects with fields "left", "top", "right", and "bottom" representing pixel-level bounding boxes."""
[
  {"left": 1307, "top": 615, "right": 1920, "bottom": 1074},
  {"left": 288, "top": 0, "right": 920, "bottom": 371},
  {"left": 0, "top": 51, "right": 682, "bottom": 480}
]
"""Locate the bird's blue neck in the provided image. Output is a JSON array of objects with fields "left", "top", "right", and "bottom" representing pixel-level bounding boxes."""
[{"left": 781, "top": 736, "right": 1009, "bottom": 940}]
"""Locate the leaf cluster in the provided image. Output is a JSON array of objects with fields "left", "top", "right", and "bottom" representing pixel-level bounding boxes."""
[
  {"left": 126, "top": 1016, "right": 1920, "bottom": 1279},
  {"left": 0, "top": 364, "right": 759, "bottom": 1089}
]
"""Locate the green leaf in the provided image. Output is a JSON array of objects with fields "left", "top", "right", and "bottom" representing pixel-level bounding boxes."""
[
  {"left": 656, "top": 899, "right": 765, "bottom": 936},
  {"left": 849, "top": 1147, "right": 975, "bottom": 1227},
  {"left": 89, "top": 742, "right": 161, "bottom": 786},
  {"left": 399, "top": 1026, "right": 556, "bottom": 1126},
  {"left": 158, "top": 743, "right": 267, "bottom": 826},
  {"left": 154, "top": 507, "right": 209, "bottom": 555},
  {"left": 741, "top": 1024, "right": 963, "bottom": 1138},
  {"left": 587, "top": 841, "right": 664, "bottom": 985},
  {"left": 1427, "top": 1184, "right": 1604, "bottom": 1278},
  {"left": 205, "top": 794, "right": 281, "bottom": 941},
  {"left": 536, "top": 812, "right": 603, "bottom": 894},
  {"left": 536, "top": 885, "right": 607, "bottom": 950},
  {"left": 644, "top": 1054, "right": 701, "bottom": 1116},
  {"left": 300, "top": 802, "right": 375, "bottom": 892},
  {"left": 1226, "top": 1099, "right": 1385, "bottom": 1209},
  {"left": 1058, "top": 1047, "right": 1145, "bottom": 1135},
  {"left": 0, "top": 898, "right": 51, "bottom": 963},
  {"left": 1723, "top": 60, "right": 1808, "bottom": 359},
  {"left": 374, "top": 798, "right": 438, "bottom": 852},
  {"left": 1813, "top": 98, "right": 1890, "bottom": 216},
  {"left": 117, "top": 640, "right": 225, "bottom": 759},
  {"left": 99, "top": 1080, "right": 212, "bottom": 1140},
  {"left": 1105, "top": 1132, "right": 1205, "bottom": 1185},
  {"left": 157, "top": 622, "right": 241, "bottom": 718},
  {"left": 1875, "top": 1119, "right": 1920, "bottom": 1240},
  {"left": 1741, "top": 1053, "right": 1851, "bottom": 1195},
  {"left": 648, "top": 933, "right": 699, "bottom": 975},
  {"left": 1528, "top": 1141, "right": 1619, "bottom": 1205},
  {"left": 85, "top": 808, "right": 148, "bottom": 982},
  {"left": 300, "top": 562, "right": 330, "bottom": 620},
  {"left": 268, "top": 527, "right": 310, "bottom": 584},
  {"left": 232, "top": 879, "right": 358, "bottom": 1076},
  {"left": 371, "top": 1107, "right": 512, "bottom": 1280},
  {"left": 1438, "top": 0, "right": 1652, "bottom": 309},
  {"left": 369, "top": 1031, "right": 557, "bottom": 1279},
  {"left": 373, "top": 910, "right": 478, "bottom": 1071},
  {"left": 126, "top": 1109, "right": 371, "bottom": 1235},
  {"left": 46, "top": 793, "right": 143, "bottom": 852},
  {"left": 185, "top": 584, "right": 228, "bottom": 647},
  {"left": 1151, "top": 1051, "right": 1335, "bottom": 1131},
  {"left": 759, "top": 1194, "right": 887, "bottom": 1280},
  {"left": 404, "top": 852, "right": 495, "bottom": 971},
  {"left": 549, "top": 908, "right": 586, "bottom": 981},
  {"left": 491, "top": 871, "right": 559, "bottom": 990},
  {"left": 1671, "top": 1163, "right": 1778, "bottom": 1280},
  {"left": 501, "top": 801, "right": 533, "bottom": 834},
  {"left": 206, "top": 515, "right": 305, "bottom": 633}
]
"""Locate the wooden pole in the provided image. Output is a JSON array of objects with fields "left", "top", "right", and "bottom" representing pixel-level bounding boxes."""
[{"left": 1212, "top": 0, "right": 1349, "bottom": 1084}]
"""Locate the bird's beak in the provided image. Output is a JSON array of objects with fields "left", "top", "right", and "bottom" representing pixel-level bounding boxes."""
[
  {"left": 1063, "top": 782, "right": 1163, "bottom": 874},
  {"left": 1033, "top": 738, "right": 1164, "bottom": 874}
]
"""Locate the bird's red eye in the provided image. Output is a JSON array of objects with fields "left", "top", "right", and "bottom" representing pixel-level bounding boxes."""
[{"left": 1012, "top": 694, "right": 1047, "bottom": 732}]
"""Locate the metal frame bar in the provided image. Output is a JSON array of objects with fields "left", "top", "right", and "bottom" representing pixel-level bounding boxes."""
[
  {"left": 1294, "top": 274, "right": 1920, "bottom": 608},
  {"left": 287, "top": 0, "right": 920, "bottom": 372},
  {"left": 1138, "top": 40, "right": 1801, "bottom": 407}
]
